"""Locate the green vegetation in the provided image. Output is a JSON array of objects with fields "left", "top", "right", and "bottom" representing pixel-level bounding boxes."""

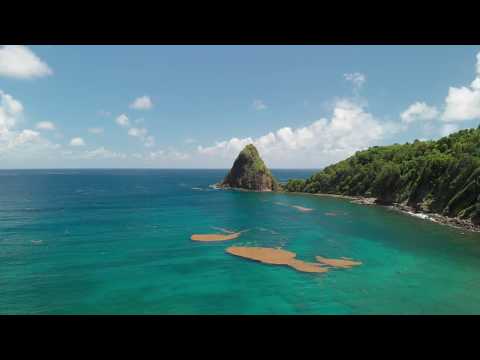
[
  {"left": 221, "top": 144, "right": 281, "bottom": 191},
  {"left": 284, "top": 127, "right": 480, "bottom": 224}
]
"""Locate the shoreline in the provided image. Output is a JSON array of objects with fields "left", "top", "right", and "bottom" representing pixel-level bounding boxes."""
[
  {"left": 213, "top": 184, "right": 480, "bottom": 233},
  {"left": 280, "top": 191, "right": 480, "bottom": 233},
  {"left": 388, "top": 202, "right": 480, "bottom": 233}
]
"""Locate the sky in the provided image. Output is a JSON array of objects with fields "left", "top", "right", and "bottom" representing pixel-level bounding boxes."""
[{"left": 0, "top": 45, "right": 480, "bottom": 169}]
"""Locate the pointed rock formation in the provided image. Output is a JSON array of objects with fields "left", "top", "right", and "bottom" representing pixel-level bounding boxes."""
[{"left": 219, "top": 144, "right": 280, "bottom": 192}]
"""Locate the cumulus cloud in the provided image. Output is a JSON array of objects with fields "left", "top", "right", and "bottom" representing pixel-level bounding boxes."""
[
  {"left": 1, "top": 130, "right": 60, "bottom": 159},
  {"left": 88, "top": 127, "right": 104, "bottom": 134},
  {"left": 116, "top": 114, "right": 155, "bottom": 147},
  {"left": 127, "top": 127, "right": 155, "bottom": 147},
  {"left": 344, "top": 72, "right": 366, "bottom": 89},
  {"left": 401, "top": 102, "right": 439, "bottom": 123},
  {"left": 442, "top": 51, "right": 480, "bottom": 122},
  {"left": 442, "top": 86, "right": 480, "bottom": 121},
  {"left": 252, "top": 99, "right": 267, "bottom": 111},
  {"left": 36, "top": 121, "right": 56, "bottom": 130},
  {"left": 198, "top": 99, "right": 393, "bottom": 167},
  {"left": 0, "top": 90, "right": 23, "bottom": 137},
  {"left": 115, "top": 114, "right": 130, "bottom": 127},
  {"left": 0, "top": 91, "right": 23, "bottom": 117},
  {"left": 70, "top": 137, "right": 85, "bottom": 146},
  {"left": 0, "top": 91, "right": 60, "bottom": 161},
  {"left": 130, "top": 96, "right": 153, "bottom": 110},
  {"left": 0, "top": 45, "right": 53, "bottom": 79},
  {"left": 7, "top": 129, "right": 40, "bottom": 148}
]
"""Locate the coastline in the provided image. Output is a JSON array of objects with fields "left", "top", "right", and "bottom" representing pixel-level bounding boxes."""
[
  {"left": 389, "top": 202, "right": 480, "bottom": 233},
  {"left": 213, "top": 183, "right": 480, "bottom": 233},
  {"left": 287, "top": 191, "right": 480, "bottom": 233}
]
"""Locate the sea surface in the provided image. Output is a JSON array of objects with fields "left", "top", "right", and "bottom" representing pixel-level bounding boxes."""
[{"left": 2, "top": 169, "right": 480, "bottom": 314}]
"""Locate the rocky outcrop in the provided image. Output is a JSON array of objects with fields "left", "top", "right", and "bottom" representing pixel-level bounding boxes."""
[{"left": 219, "top": 144, "right": 280, "bottom": 192}]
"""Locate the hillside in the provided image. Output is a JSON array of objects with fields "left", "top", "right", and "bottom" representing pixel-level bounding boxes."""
[{"left": 284, "top": 126, "right": 480, "bottom": 225}]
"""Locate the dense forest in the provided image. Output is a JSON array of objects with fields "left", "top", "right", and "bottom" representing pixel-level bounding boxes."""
[{"left": 284, "top": 126, "right": 480, "bottom": 224}]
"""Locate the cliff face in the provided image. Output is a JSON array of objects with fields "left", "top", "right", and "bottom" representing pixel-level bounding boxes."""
[{"left": 220, "top": 144, "right": 280, "bottom": 192}]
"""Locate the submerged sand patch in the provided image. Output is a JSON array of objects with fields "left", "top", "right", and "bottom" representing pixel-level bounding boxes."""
[
  {"left": 315, "top": 256, "right": 362, "bottom": 269},
  {"left": 210, "top": 226, "right": 235, "bottom": 234},
  {"left": 191, "top": 232, "right": 242, "bottom": 242},
  {"left": 226, "top": 246, "right": 328, "bottom": 273},
  {"left": 292, "top": 205, "right": 314, "bottom": 212}
]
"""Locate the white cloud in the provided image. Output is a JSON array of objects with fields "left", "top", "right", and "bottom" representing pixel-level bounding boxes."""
[
  {"left": 7, "top": 129, "right": 40, "bottom": 148},
  {"left": 0, "top": 90, "right": 23, "bottom": 137},
  {"left": 344, "top": 72, "right": 366, "bottom": 89},
  {"left": 70, "top": 137, "right": 85, "bottom": 146},
  {"left": 0, "top": 90, "right": 23, "bottom": 116},
  {"left": 78, "top": 147, "right": 126, "bottom": 160},
  {"left": 0, "top": 90, "right": 60, "bottom": 162},
  {"left": 128, "top": 127, "right": 148, "bottom": 138},
  {"left": 0, "top": 45, "right": 52, "bottom": 79},
  {"left": 1, "top": 130, "right": 60, "bottom": 159},
  {"left": 198, "top": 99, "right": 393, "bottom": 167},
  {"left": 442, "top": 86, "right": 480, "bottom": 122},
  {"left": 114, "top": 113, "right": 155, "bottom": 147},
  {"left": 185, "top": 138, "right": 196, "bottom": 144},
  {"left": 88, "top": 127, "right": 104, "bottom": 134},
  {"left": 441, "top": 51, "right": 480, "bottom": 122},
  {"left": 115, "top": 114, "right": 130, "bottom": 127},
  {"left": 440, "top": 124, "right": 459, "bottom": 137},
  {"left": 130, "top": 96, "right": 153, "bottom": 110},
  {"left": 252, "top": 99, "right": 267, "bottom": 111},
  {"left": 401, "top": 102, "right": 439, "bottom": 123},
  {"left": 146, "top": 149, "right": 190, "bottom": 161},
  {"left": 36, "top": 121, "right": 56, "bottom": 131},
  {"left": 127, "top": 127, "right": 155, "bottom": 147}
]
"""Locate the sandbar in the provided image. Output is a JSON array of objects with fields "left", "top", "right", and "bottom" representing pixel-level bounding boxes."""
[
  {"left": 226, "top": 246, "right": 328, "bottom": 273},
  {"left": 315, "top": 256, "right": 362, "bottom": 268},
  {"left": 191, "top": 232, "right": 241, "bottom": 242}
]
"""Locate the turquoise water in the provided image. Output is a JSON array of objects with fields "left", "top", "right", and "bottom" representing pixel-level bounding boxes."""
[{"left": 2, "top": 169, "right": 480, "bottom": 314}]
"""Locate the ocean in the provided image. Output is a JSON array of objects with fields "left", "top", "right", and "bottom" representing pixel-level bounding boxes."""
[{"left": 2, "top": 169, "right": 480, "bottom": 314}]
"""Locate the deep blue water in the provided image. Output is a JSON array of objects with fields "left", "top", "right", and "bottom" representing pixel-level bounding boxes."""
[{"left": 2, "top": 169, "right": 480, "bottom": 314}]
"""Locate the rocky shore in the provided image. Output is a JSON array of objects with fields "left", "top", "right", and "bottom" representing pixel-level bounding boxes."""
[
  {"left": 310, "top": 193, "right": 480, "bottom": 233},
  {"left": 391, "top": 202, "right": 480, "bottom": 233}
]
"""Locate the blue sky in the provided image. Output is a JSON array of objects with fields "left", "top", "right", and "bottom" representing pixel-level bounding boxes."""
[{"left": 0, "top": 45, "right": 479, "bottom": 168}]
